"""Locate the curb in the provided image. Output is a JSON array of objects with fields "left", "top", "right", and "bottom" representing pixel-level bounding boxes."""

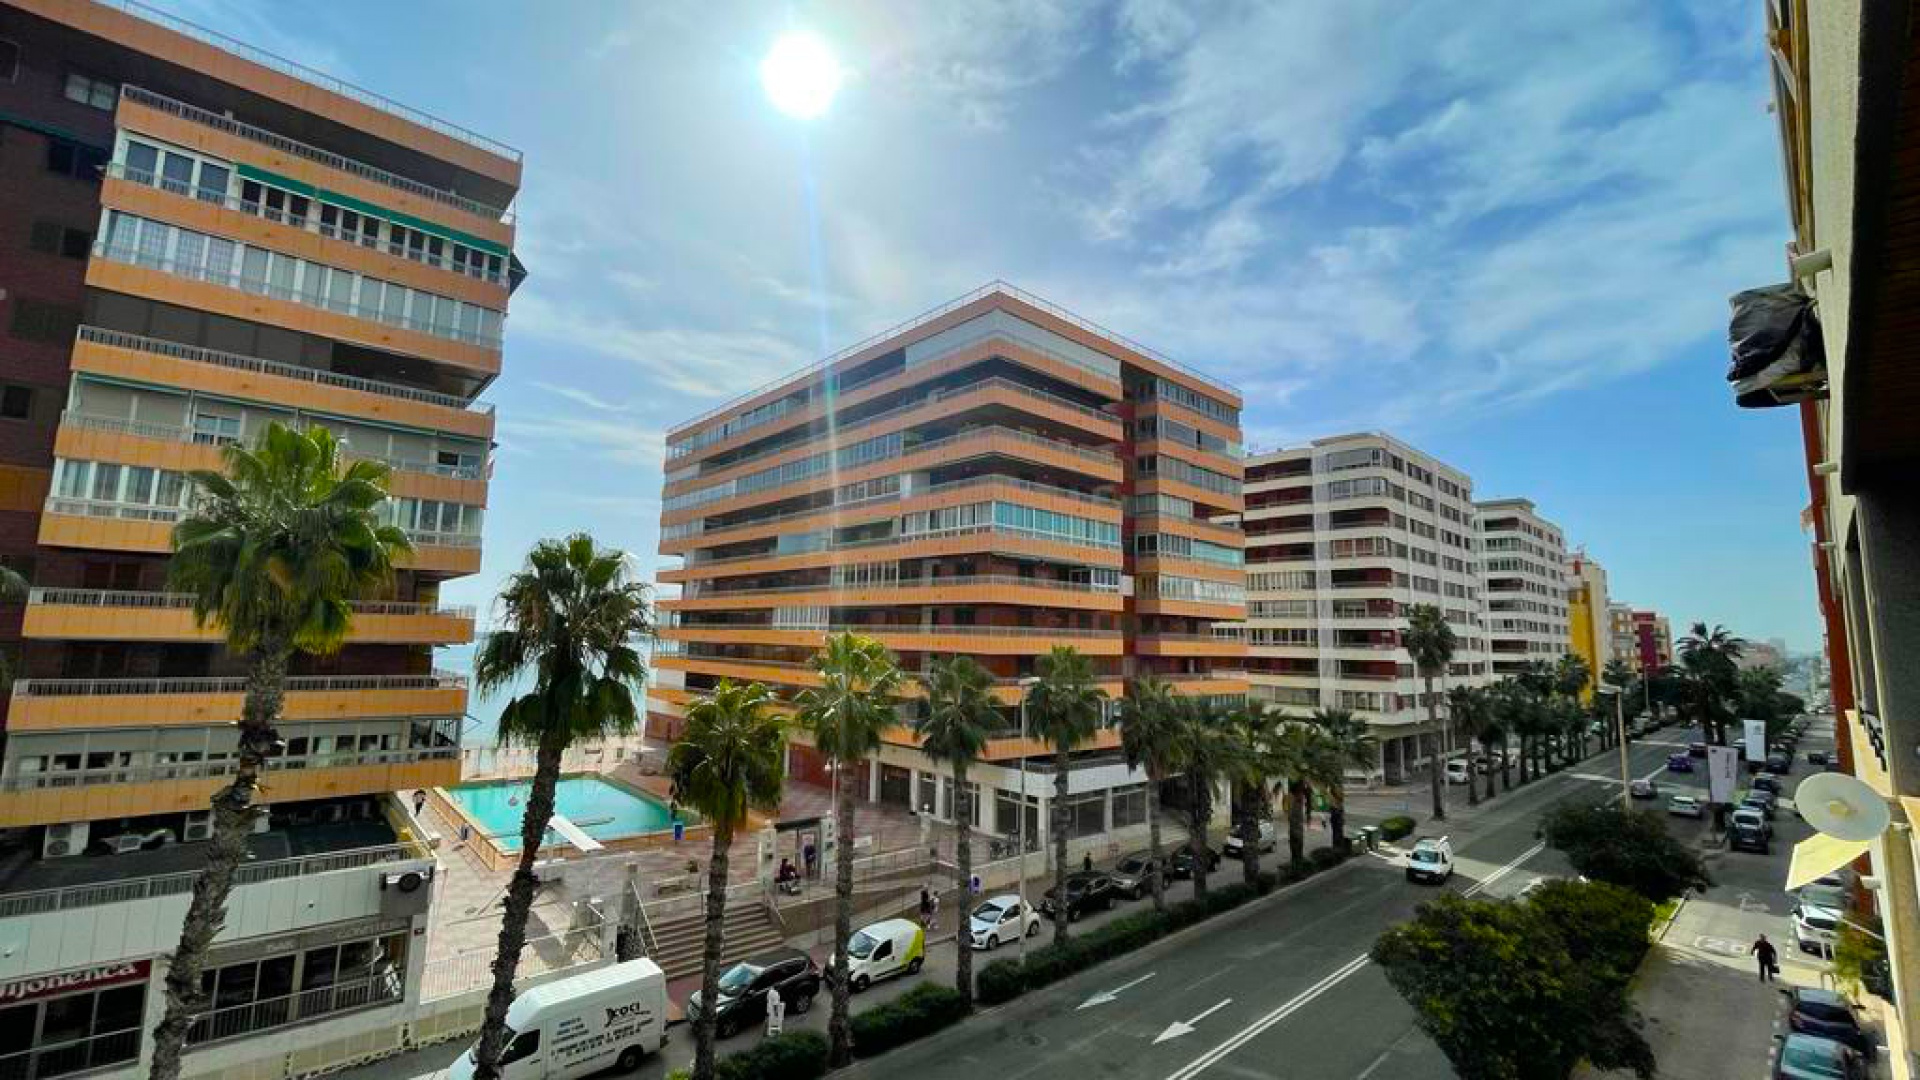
[{"left": 1652, "top": 894, "right": 1688, "bottom": 942}]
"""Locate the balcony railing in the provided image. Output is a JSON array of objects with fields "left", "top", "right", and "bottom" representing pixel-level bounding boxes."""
[
  {"left": 0, "top": 1026, "right": 140, "bottom": 1079},
  {"left": 0, "top": 841, "right": 425, "bottom": 919},
  {"left": 676, "top": 475, "right": 1117, "bottom": 545},
  {"left": 76, "top": 326, "right": 487, "bottom": 413},
  {"left": 12, "top": 670, "right": 466, "bottom": 698},
  {"left": 664, "top": 624, "right": 1119, "bottom": 642},
  {"left": 59, "top": 412, "right": 485, "bottom": 480},
  {"left": 29, "top": 587, "right": 473, "bottom": 620},
  {"left": 679, "top": 523, "right": 1121, "bottom": 571},
  {"left": 678, "top": 574, "right": 1118, "bottom": 602},
  {"left": 188, "top": 968, "right": 402, "bottom": 1047},
  {"left": 40, "top": 497, "right": 482, "bottom": 552},
  {"left": 0, "top": 742, "right": 459, "bottom": 793},
  {"left": 120, "top": 85, "right": 513, "bottom": 220}
]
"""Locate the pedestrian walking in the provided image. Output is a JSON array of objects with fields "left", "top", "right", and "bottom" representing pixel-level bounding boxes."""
[
  {"left": 926, "top": 890, "right": 940, "bottom": 931},
  {"left": 919, "top": 886, "right": 933, "bottom": 926},
  {"left": 1082, "top": 851, "right": 1093, "bottom": 873},
  {"left": 1751, "top": 934, "right": 1779, "bottom": 983},
  {"left": 765, "top": 988, "right": 785, "bottom": 1037},
  {"left": 804, "top": 840, "right": 818, "bottom": 879}
]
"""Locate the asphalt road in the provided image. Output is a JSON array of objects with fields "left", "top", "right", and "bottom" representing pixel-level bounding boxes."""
[{"left": 839, "top": 732, "right": 1694, "bottom": 1080}]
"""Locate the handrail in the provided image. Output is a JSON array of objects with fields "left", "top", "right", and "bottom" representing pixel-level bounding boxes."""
[
  {"left": 0, "top": 840, "right": 425, "bottom": 919},
  {"left": 13, "top": 670, "right": 466, "bottom": 697},
  {"left": 40, "top": 497, "right": 482, "bottom": 550},
  {"left": 59, "top": 412, "right": 485, "bottom": 480},
  {"left": 670, "top": 281, "right": 1235, "bottom": 437},
  {"left": 121, "top": 84, "right": 513, "bottom": 220},
  {"left": 676, "top": 523, "right": 1122, "bottom": 571},
  {"left": 0, "top": 743, "right": 459, "bottom": 792},
  {"left": 671, "top": 475, "right": 1117, "bottom": 545},
  {"left": 664, "top": 624, "right": 1120, "bottom": 639},
  {"left": 77, "top": 325, "right": 488, "bottom": 413},
  {"left": 28, "top": 587, "right": 474, "bottom": 619},
  {"left": 675, "top": 574, "right": 1118, "bottom": 601}
]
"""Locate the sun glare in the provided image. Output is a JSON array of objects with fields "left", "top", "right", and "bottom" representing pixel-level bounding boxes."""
[{"left": 760, "top": 31, "right": 843, "bottom": 119}]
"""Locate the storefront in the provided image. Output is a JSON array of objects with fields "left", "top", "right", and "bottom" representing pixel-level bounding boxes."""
[
  {"left": 189, "top": 917, "right": 409, "bottom": 1047},
  {"left": 0, "top": 959, "right": 150, "bottom": 1079}
]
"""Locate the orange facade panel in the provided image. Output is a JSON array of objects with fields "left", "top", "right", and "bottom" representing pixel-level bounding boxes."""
[
  {"left": 1136, "top": 437, "right": 1245, "bottom": 481},
  {"left": 1131, "top": 554, "right": 1244, "bottom": 585},
  {"left": 1134, "top": 476, "right": 1244, "bottom": 514},
  {"left": 660, "top": 626, "right": 1123, "bottom": 656},
  {"left": 880, "top": 725, "right": 1125, "bottom": 763},
  {"left": 35, "top": 509, "right": 481, "bottom": 575},
  {"left": 1138, "top": 513, "right": 1244, "bottom": 548},
  {"left": 1133, "top": 597, "right": 1247, "bottom": 621},
  {"left": 0, "top": 464, "right": 51, "bottom": 513},
  {"left": 1133, "top": 637, "right": 1249, "bottom": 658},
  {"left": 85, "top": 259, "right": 501, "bottom": 378},
  {"left": 6, "top": 684, "right": 468, "bottom": 733},
  {"left": 23, "top": 602, "right": 474, "bottom": 646},
  {"left": 660, "top": 582, "right": 1123, "bottom": 614},
  {"left": 658, "top": 530, "right": 1122, "bottom": 586},
  {"left": 0, "top": 757, "right": 460, "bottom": 828},
  {"left": 71, "top": 334, "right": 495, "bottom": 439}
]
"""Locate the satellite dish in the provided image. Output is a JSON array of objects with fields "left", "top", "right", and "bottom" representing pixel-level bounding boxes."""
[{"left": 1797, "top": 772, "right": 1891, "bottom": 842}]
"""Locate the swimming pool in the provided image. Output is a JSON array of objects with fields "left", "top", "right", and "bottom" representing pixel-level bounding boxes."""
[{"left": 443, "top": 775, "right": 678, "bottom": 852}]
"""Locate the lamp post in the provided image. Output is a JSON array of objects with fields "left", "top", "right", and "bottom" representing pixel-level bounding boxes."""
[
  {"left": 1600, "top": 683, "right": 1632, "bottom": 809},
  {"left": 1016, "top": 675, "right": 1040, "bottom": 962}
]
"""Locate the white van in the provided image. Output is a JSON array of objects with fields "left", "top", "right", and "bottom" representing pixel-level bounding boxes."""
[
  {"left": 832, "top": 918, "right": 926, "bottom": 992},
  {"left": 448, "top": 960, "right": 668, "bottom": 1080}
]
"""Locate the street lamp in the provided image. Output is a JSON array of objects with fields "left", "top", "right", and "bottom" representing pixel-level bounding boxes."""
[
  {"left": 1016, "top": 675, "right": 1040, "bottom": 962},
  {"left": 1599, "top": 682, "right": 1632, "bottom": 810}
]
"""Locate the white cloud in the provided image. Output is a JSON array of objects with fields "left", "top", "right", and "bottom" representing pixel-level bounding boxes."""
[{"left": 507, "top": 291, "right": 809, "bottom": 401}]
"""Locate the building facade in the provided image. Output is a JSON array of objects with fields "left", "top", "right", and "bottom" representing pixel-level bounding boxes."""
[
  {"left": 1475, "top": 498, "right": 1570, "bottom": 678},
  {"left": 1565, "top": 549, "right": 1610, "bottom": 699},
  {"left": 0, "top": 1, "right": 518, "bottom": 1075},
  {"left": 1240, "top": 433, "right": 1486, "bottom": 781},
  {"left": 649, "top": 284, "right": 1247, "bottom": 851},
  {"left": 1627, "top": 609, "right": 1673, "bottom": 673}
]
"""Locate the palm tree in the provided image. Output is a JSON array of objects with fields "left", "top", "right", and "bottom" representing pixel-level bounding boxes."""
[
  {"left": 914, "top": 657, "right": 995, "bottom": 1007},
  {"left": 1402, "top": 605, "right": 1456, "bottom": 821},
  {"left": 670, "top": 681, "right": 787, "bottom": 1080},
  {"left": 1270, "top": 721, "right": 1321, "bottom": 865},
  {"left": 147, "top": 424, "right": 409, "bottom": 1080},
  {"left": 1170, "top": 697, "right": 1231, "bottom": 898},
  {"left": 1601, "top": 658, "right": 1639, "bottom": 746},
  {"left": 1678, "top": 622, "right": 1747, "bottom": 745},
  {"left": 1445, "top": 686, "right": 1487, "bottom": 807},
  {"left": 795, "top": 632, "right": 903, "bottom": 1067},
  {"left": 1027, "top": 646, "right": 1106, "bottom": 943},
  {"left": 468, "top": 535, "right": 651, "bottom": 1080},
  {"left": 1308, "top": 707, "right": 1375, "bottom": 849},
  {"left": 1487, "top": 681, "right": 1520, "bottom": 792},
  {"left": 1117, "top": 675, "right": 1182, "bottom": 912},
  {"left": 1224, "top": 702, "right": 1278, "bottom": 886}
]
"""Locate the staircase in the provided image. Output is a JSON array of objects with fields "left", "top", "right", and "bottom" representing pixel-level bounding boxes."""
[{"left": 646, "top": 899, "right": 787, "bottom": 982}]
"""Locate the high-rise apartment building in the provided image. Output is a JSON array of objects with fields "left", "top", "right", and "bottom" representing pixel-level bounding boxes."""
[
  {"left": 0, "top": 2, "right": 517, "bottom": 1075},
  {"left": 1608, "top": 602, "right": 1637, "bottom": 669},
  {"left": 1607, "top": 604, "right": 1671, "bottom": 674},
  {"left": 1565, "top": 549, "right": 1610, "bottom": 698},
  {"left": 1475, "top": 498, "right": 1570, "bottom": 677},
  {"left": 1240, "top": 433, "right": 1486, "bottom": 781},
  {"left": 649, "top": 284, "right": 1246, "bottom": 852}
]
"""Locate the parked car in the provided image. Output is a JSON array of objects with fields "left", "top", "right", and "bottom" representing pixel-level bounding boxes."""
[
  {"left": 1752, "top": 773, "right": 1783, "bottom": 794},
  {"left": 1630, "top": 779, "right": 1658, "bottom": 799},
  {"left": 1689, "top": 741, "right": 1709, "bottom": 758},
  {"left": 1766, "top": 753, "right": 1793, "bottom": 775},
  {"left": 829, "top": 918, "right": 924, "bottom": 992},
  {"left": 1110, "top": 851, "right": 1165, "bottom": 900},
  {"left": 1224, "top": 819, "right": 1277, "bottom": 855},
  {"left": 1792, "top": 902, "right": 1843, "bottom": 958},
  {"left": 1041, "top": 872, "right": 1121, "bottom": 922},
  {"left": 1742, "top": 790, "right": 1778, "bottom": 819},
  {"left": 1668, "top": 794, "right": 1705, "bottom": 819},
  {"left": 1404, "top": 836, "right": 1455, "bottom": 884},
  {"left": 1794, "top": 882, "right": 1851, "bottom": 914},
  {"left": 686, "top": 949, "right": 819, "bottom": 1038},
  {"left": 1168, "top": 845, "right": 1221, "bottom": 879},
  {"left": 1731, "top": 806, "right": 1772, "bottom": 839},
  {"left": 1666, "top": 753, "right": 1695, "bottom": 773},
  {"left": 969, "top": 895, "right": 1041, "bottom": 951},
  {"left": 1729, "top": 822, "right": 1769, "bottom": 854},
  {"left": 1807, "top": 751, "right": 1831, "bottom": 766},
  {"left": 1445, "top": 758, "right": 1473, "bottom": 785},
  {"left": 1773, "top": 1033, "right": 1868, "bottom": 1080},
  {"left": 1783, "top": 987, "right": 1872, "bottom": 1054}
]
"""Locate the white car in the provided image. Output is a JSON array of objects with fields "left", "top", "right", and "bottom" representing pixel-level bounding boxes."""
[
  {"left": 1667, "top": 795, "right": 1704, "bottom": 819},
  {"left": 1792, "top": 903, "right": 1842, "bottom": 958},
  {"left": 968, "top": 895, "right": 1040, "bottom": 951},
  {"left": 1224, "top": 819, "right": 1277, "bottom": 855},
  {"left": 1404, "top": 836, "right": 1454, "bottom": 884},
  {"left": 1445, "top": 759, "right": 1472, "bottom": 785}
]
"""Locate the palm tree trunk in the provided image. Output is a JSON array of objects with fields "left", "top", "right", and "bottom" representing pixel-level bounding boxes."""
[
  {"left": 828, "top": 768, "right": 856, "bottom": 1067},
  {"left": 693, "top": 819, "right": 734, "bottom": 1080},
  {"left": 472, "top": 731, "right": 566, "bottom": 1080},
  {"left": 1329, "top": 783, "right": 1347, "bottom": 850},
  {"left": 149, "top": 640, "right": 289, "bottom": 1080},
  {"left": 953, "top": 762, "right": 974, "bottom": 1008},
  {"left": 1424, "top": 676, "right": 1445, "bottom": 821},
  {"left": 1189, "top": 778, "right": 1210, "bottom": 899},
  {"left": 1146, "top": 779, "right": 1166, "bottom": 913},
  {"left": 1237, "top": 786, "right": 1260, "bottom": 887},
  {"left": 1051, "top": 746, "right": 1071, "bottom": 944},
  {"left": 1286, "top": 786, "right": 1306, "bottom": 865},
  {"left": 1501, "top": 735, "right": 1513, "bottom": 791}
]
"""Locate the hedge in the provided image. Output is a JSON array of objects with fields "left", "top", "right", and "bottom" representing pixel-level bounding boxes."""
[
  {"left": 1378, "top": 815, "right": 1417, "bottom": 842},
  {"left": 850, "top": 983, "right": 971, "bottom": 1058},
  {"left": 710, "top": 1030, "right": 830, "bottom": 1080}
]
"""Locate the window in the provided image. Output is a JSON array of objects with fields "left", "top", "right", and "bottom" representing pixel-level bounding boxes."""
[
  {"left": 45, "top": 138, "right": 108, "bottom": 180},
  {"left": 64, "top": 71, "right": 117, "bottom": 110},
  {"left": 1, "top": 385, "right": 32, "bottom": 420},
  {"left": 0, "top": 979, "right": 146, "bottom": 1078},
  {"left": 501, "top": 1030, "right": 541, "bottom": 1065},
  {"left": 32, "top": 220, "right": 93, "bottom": 260},
  {"left": 0, "top": 39, "right": 17, "bottom": 82},
  {"left": 8, "top": 299, "right": 80, "bottom": 344}
]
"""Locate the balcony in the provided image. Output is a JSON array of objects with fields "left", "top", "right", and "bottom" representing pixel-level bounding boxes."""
[
  {"left": 7, "top": 671, "right": 467, "bottom": 732},
  {"left": 660, "top": 623, "right": 1123, "bottom": 656},
  {"left": 37, "top": 497, "right": 481, "bottom": 573},
  {"left": 660, "top": 524, "right": 1122, "bottom": 584},
  {"left": 58, "top": 412, "right": 485, "bottom": 481},
  {"left": 24, "top": 588, "right": 475, "bottom": 645},
  {"left": 1133, "top": 632, "right": 1249, "bottom": 658}
]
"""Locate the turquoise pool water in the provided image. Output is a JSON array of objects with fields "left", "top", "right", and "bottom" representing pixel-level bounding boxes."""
[{"left": 445, "top": 776, "right": 677, "bottom": 852}]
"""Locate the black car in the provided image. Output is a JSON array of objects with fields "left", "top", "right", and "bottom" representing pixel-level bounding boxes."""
[
  {"left": 1807, "top": 751, "right": 1830, "bottom": 766},
  {"left": 1784, "top": 987, "right": 1871, "bottom": 1054},
  {"left": 1041, "top": 871, "right": 1121, "bottom": 921},
  {"left": 1730, "top": 823, "right": 1770, "bottom": 854},
  {"left": 1752, "top": 774, "right": 1783, "bottom": 795},
  {"left": 1689, "top": 741, "right": 1709, "bottom": 758},
  {"left": 1765, "top": 753, "right": 1793, "bottom": 775},
  {"left": 1742, "top": 791, "right": 1778, "bottom": 820},
  {"left": 1168, "top": 845, "right": 1221, "bottom": 879},
  {"left": 686, "top": 948, "right": 820, "bottom": 1038},
  {"left": 1774, "top": 1034, "right": 1867, "bottom": 1080}
]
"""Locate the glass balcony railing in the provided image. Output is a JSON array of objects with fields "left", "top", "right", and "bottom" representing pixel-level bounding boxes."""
[
  {"left": 40, "top": 497, "right": 481, "bottom": 551},
  {"left": 12, "top": 671, "right": 467, "bottom": 698},
  {"left": 59, "top": 412, "right": 485, "bottom": 480},
  {"left": 29, "top": 587, "right": 473, "bottom": 620}
]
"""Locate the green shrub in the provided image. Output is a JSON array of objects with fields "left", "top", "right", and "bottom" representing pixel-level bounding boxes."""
[
  {"left": 976, "top": 958, "right": 1026, "bottom": 1005},
  {"left": 714, "top": 1030, "right": 829, "bottom": 1080},
  {"left": 1379, "top": 815, "right": 1417, "bottom": 842},
  {"left": 851, "top": 983, "right": 970, "bottom": 1057},
  {"left": 1309, "top": 846, "right": 1348, "bottom": 872}
]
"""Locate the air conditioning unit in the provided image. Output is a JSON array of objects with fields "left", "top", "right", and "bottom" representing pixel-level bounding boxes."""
[
  {"left": 379, "top": 867, "right": 434, "bottom": 893},
  {"left": 183, "top": 811, "right": 214, "bottom": 843},
  {"left": 379, "top": 866, "right": 435, "bottom": 916},
  {"left": 42, "top": 821, "right": 89, "bottom": 859},
  {"left": 251, "top": 811, "right": 271, "bottom": 835}
]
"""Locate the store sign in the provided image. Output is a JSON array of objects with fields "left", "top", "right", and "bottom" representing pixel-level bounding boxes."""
[{"left": 0, "top": 959, "right": 150, "bottom": 1005}]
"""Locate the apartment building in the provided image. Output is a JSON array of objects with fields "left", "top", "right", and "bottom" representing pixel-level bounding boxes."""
[
  {"left": 1475, "top": 498, "right": 1570, "bottom": 678},
  {"left": 1565, "top": 549, "right": 1610, "bottom": 699},
  {"left": 1616, "top": 608, "right": 1673, "bottom": 674},
  {"left": 1607, "top": 603, "right": 1637, "bottom": 669},
  {"left": 0, "top": 2, "right": 518, "bottom": 1076},
  {"left": 1240, "top": 433, "right": 1487, "bottom": 782},
  {"left": 649, "top": 283, "right": 1247, "bottom": 849}
]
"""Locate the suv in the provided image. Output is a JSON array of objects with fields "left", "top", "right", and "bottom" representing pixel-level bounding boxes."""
[
  {"left": 1784, "top": 987, "right": 1871, "bottom": 1054},
  {"left": 1110, "top": 852, "right": 1165, "bottom": 900},
  {"left": 1729, "top": 822, "right": 1769, "bottom": 854},
  {"left": 1792, "top": 903, "right": 1843, "bottom": 958},
  {"left": 1405, "top": 836, "right": 1454, "bottom": 884},
  {"left": 1752, "top": 773, "right": 1783, "bottom": 794},
  {"left": 1041, "top": 872, "right": 1120, "bottom": 922},
  {"left": 686, "top": 948, "right": 820, "bottom": 1038},
  {"left": 1224, "top": 819, "right": 1277, "bottom": 855},
  {"left": 1168, "top": 845, "right": 1221, "bottom": 879}
]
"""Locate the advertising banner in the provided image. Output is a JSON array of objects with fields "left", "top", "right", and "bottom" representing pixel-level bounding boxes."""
[
  {"left": 1707, "top": 745, "right": 1741, "bottom": 804},
  {"left": 1745, "top": 719, "right": 1769, "bottom": 763}
]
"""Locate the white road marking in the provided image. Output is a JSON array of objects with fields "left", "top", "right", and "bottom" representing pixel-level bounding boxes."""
[
  {"left": 1154, "top": 999, "right": 1233, "bottom": 1044},
  {"left": 1079, "top": 972, "right": 1157, "bottom": 1010}
]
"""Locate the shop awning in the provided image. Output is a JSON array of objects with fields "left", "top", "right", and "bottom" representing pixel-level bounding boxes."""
[{"left": 1786, "top": 832, "right": 1873, "bottom": 890}]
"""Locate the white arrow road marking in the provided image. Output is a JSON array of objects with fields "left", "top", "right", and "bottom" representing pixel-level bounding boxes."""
[
  {"left": 1078, "top": 972, "right": 1157, "bottom": 1010},
  {"left": 1154, "top": 999, "right": 1232, "bottom": 1044}
]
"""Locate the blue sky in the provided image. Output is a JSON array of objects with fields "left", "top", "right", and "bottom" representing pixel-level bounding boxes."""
[{"left": 155, "top": 0, "right": 1821, "bottom": 652}]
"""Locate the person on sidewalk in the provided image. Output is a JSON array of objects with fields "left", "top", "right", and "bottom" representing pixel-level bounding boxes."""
[
  {"left": 1751, "top": 934, "right": 1779, "bottom": 983},
  {"left": 765, "top": 987, "right": 785, "bottom": 1038},
  {"left": 919, "top": 886, "right": 933, "bottom": 926},
  {"left": 1082, "top": 852, "right": 1093, "bottom": 874}
]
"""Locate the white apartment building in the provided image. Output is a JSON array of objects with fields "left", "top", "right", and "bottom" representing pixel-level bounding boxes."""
[
  {"left": 1240, "top": 433, "right": 1489, "bottom": 782},
  {"left": 1476, "top": 498, "right": 1572, "bottom": 677}
]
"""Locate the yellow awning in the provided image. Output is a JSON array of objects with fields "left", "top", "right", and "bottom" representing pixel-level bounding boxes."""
[{"left": 1786, "top": 832, "right": 1873, "bottom": 891}]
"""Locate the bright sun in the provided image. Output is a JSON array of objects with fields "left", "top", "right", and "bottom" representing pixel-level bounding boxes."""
[{"left": 760, "top": 31, "right": 843, "bottom": 119}]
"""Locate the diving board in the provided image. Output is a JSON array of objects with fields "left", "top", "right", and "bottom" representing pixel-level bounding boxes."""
[{"left": 548, "top": 813, "right": 604, "bottom": 853}]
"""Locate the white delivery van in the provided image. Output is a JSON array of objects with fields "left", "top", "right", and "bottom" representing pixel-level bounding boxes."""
[
  {"left": 448, "top": 959, "right": 667, "bottom": 1080},
  {"left": 832, "top": 918, "right": 926, "bottom": 992}
]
